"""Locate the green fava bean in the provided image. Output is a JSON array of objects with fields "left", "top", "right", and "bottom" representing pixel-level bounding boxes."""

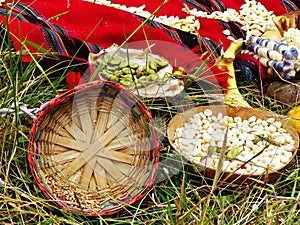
[
  {"left": 106, "top": 65, "right": 118, "bottom": 72},
  {"left": 101, "top": 70, "right": 113, "bottom": 79},
  {"left": 119, "top": 79, "right": 132, "bottom": 87},
  {"left": 178, "top": 67, "right": 185, "bottom": 72},
  {"left": 173, "top": 70, "right": 183, "bottom": 76},
  {"left": 122, "top": 67, "right": 136, "bottom": 74},
  {"left": 146, "top": 68, "right": 156, "bottom": 74},
  {"left": 138, "top": 76, "right": 147, "bottom": 83},
  {"left": 113, "top": 70, "right": 123, "bottom": 77},
  {"left": 226, "top": 148, "right": 242, "bottom": 161},
  {"left": 129, "top": 63, "right": 139, "bottom": 69},
  {"left": 119, "top": 61, "right": 129, "bottom": 68},
  {"left": 123, "top": 74, "right": 133, "bottom": 82},
  {"left": 148, "top": 73, "right": 159, "bottom": 81},
  {"left": 109, "top": 58, "right": 120, "bottom": 65},
  {"left": 149, "top": 61, "right": 158, "bottom": 71},
  {"left": 157, "top": 61, "right": 168, "bottom": 68},
  {"left": 103, "top": 54, "right": 111, "bottom": 62},
  {"left": 109, "top": 75, "right": 119, "bottom": 82},
  {"left": 114, "top": 55, "right": 124, "bottom": 61}
]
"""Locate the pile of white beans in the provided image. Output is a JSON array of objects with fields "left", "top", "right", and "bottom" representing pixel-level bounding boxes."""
[
  {"left": 183, "top": 0, "right": 277, "bottom": 40},
  {"left": 85, "top": 0, "right": 200, "bottom": 33},
  {"left": 282, "top": 28, "right": 300, "bottom": 50},
  {"left": 86, "top": 0, "right": 278, "bottom": 39},
  {"left": 173, "top": 109, "right": 296, "bottom": 175}
]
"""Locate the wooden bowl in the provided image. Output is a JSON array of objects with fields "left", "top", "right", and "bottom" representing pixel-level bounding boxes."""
[
  {"left": 28, "top": 80, "right": 160, "bottom": 216},
  {"left": 167, "top": 105, "right": 299, "bottom": 184}
]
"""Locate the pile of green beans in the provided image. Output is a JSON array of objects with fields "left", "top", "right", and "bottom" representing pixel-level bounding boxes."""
[{"left": 97, "top": 54, "right": 184, "bottom": 87}]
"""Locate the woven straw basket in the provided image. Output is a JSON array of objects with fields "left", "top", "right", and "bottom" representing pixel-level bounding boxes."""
[{"left": 28, "top": 80, "right": 160, "bottom": 216}]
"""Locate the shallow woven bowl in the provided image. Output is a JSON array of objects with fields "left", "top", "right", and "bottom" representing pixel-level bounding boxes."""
[
  {"left": 167, "top": 105, "right": 299, "bottom": 184},
  {"left": 28, "top": 80, "right": 160, "bottom": 216}
]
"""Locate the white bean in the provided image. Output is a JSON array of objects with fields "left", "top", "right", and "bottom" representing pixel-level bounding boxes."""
[
  {"left": 285, "top": 144, "right": 294, "bottom": 152},
  {"left": 267, "top": 118, "right": 275, "bottom": 123},
  {"left": 273, "top": 121, "right": 282, "bottom": 128},
  {"left": 268, "top": 125, "right": 277, "bottom": 133},
  {"left": 248, "top": 116, "right": 257, "bottom": 123},
  {"left": 204, "top": 109, "right": 213, "bottom": 117},
  {"left": 203, "top": 132, "right": 212, "bottom": 142}
]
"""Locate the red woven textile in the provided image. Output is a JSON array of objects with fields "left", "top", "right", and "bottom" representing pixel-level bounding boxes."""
[
  {"left": 2, "top": 0, "right": 182, "bottom": 54},
  {"left": 1, "top": 0, "right": 299, "bottom": 88}
]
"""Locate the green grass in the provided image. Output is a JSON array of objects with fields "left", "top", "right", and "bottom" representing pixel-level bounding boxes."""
[{"left": 1, "top": 10, "right": 300, "bottom": 225}]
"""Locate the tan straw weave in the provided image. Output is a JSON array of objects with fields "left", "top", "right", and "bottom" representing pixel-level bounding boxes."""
[{"left": 28, "top": 80, "right": 160, "bottom": 216}]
